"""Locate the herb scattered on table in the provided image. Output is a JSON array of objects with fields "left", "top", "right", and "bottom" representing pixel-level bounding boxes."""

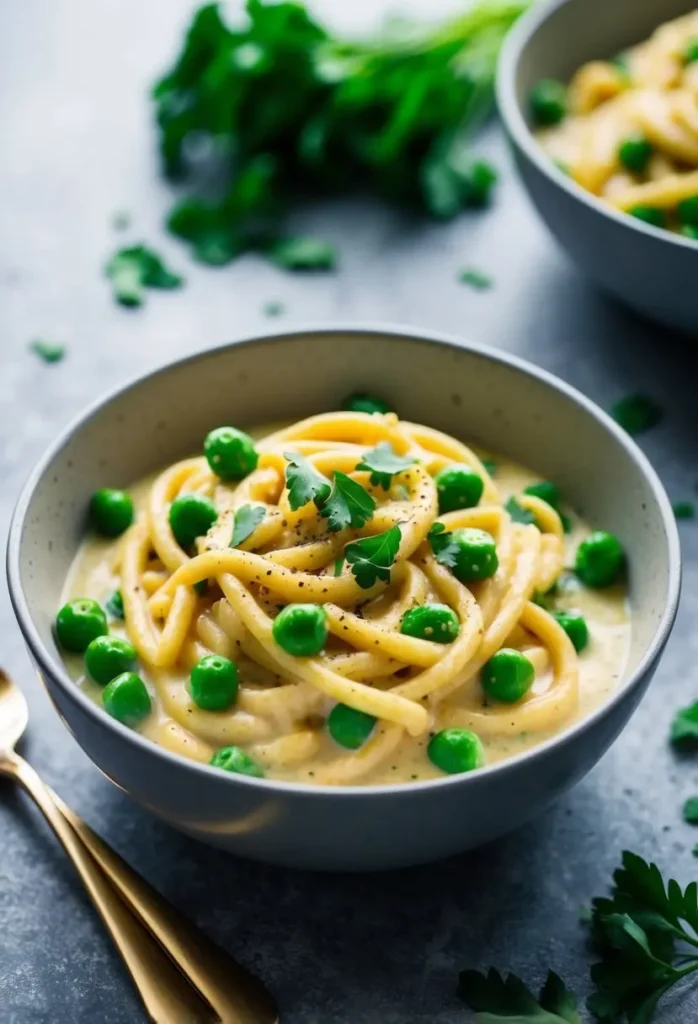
[
  {"left": 611, "top": 394, "right": 663, "bottom": 435},
  {"left": 458, "top": 851, "right": 698, "bottom": 1023},
  {"left": 152, "top": 0, "right": 528, "bottom": 268},
  {"left": 344, "top": 525, "right": 401, "bottom": 589},
  {"left": 29, "top": 340, "right": 65, "bottom": 363},
  {"left": 683, "top": 797, "right": 698, "bottom": 824},
  {"left": 230, "top": 504, "right": 266, "bottom": 547},
  {"left": 459, "top": 267, "right": 493, "bottom": 290},
  {"left": 105, "top": 244, "right": 184, "bottom": 307},
  {"left": 673, "top": 501, "right": 695, "bottom": 520},
  {"left": 263, "top": 300, "right": 285, "bottom": 317},
  {"left": 670, "top": 701, "right": 698, "bottom": 748},
  {"left": 112, "top": 211, "right": 131, "bottom": 231},
  {"left": 320, "top": 472, "right": 376, "bottom": 531},
  {"left": 356, "top": 443, "right": 415, "bottom": 490}
]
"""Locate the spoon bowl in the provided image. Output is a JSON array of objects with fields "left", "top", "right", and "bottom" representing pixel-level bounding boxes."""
[{"left": 0, "top": 668, "right": 29, "bottom": 756}]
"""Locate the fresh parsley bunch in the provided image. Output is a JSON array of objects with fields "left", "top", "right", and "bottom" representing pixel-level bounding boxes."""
[{"left": 152, "top": 0, "right": 528, "bottom": 266}]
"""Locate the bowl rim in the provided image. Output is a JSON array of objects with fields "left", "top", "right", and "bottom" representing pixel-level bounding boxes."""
[
  {"left": 496, "top": 0, "right": 698, "bottom": 252},
  {"left": 7, "top": 324, "right": 682, "bottom": 799}
]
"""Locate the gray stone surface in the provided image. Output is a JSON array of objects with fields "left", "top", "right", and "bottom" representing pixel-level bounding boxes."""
[{"left": 1, "top": 1, "right": 698, "bottom": 1021}]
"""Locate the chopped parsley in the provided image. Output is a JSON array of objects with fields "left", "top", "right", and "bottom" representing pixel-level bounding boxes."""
[
  {"left": 481, "top": 457, "right": 496, "bottom": 476},
  {"left": 230, "top": 504, "right": 266, "bottom": 547},
  {"left": 344, "top": 525, "right": 401, "bottom": 589},
  {"left": 105, "top": 244, "right": 183, "bottom": 307},
  {"left": 356, "top": 443, "right": 416, "bottom": 490},
  {"left": 267, "top": 236, "right": 336, "bottom": 272},
  {"left": 427, "top": 522, "right": 460, "bottom": 570},
  {"left": 459, "top": 267, "right": 493, "bottom": 290},
  {"left": 505, "top": 496, "right": 537, "bottom": 525},
  {"left": 459, "top": 968, "right": 580, "bottom": 1023},
  {"left": 112, "top": 211, "right": 131, "bottom": 231},
  {"left": 30, "top": 340, "right": 65, "bottom": 364},
  {"left": 105, "top": 590, "right": 124, "bottom": 619},
  {"left": 263, "top": 300, "right": 285, "bottom": 317},
  {"left": 283, "top": 452, "right": 331, "bottom": 512},
  {"left": 611, "top": 394, "right": 663, "bottom": 435},
  {"left": 683, "top": 797, "right": 698, "bottom": 825},
  {"left": 673, "top": 501, "right": 695, "bottom": 520},
  {"left": 320, "top": 473, "right": 376, "bottom": 532}
]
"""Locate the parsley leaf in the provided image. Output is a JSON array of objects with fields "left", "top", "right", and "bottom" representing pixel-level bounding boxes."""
[
  {"left": 230, "top": 504, "right": 266, "bottom": 547},
  {"left": 428, "top": 522, "right": 461, "bottom": 569},
  {"left": 459, "top": 267, "right": 493, "bottom": 290},
  {"left": 284, "top": 452, "right": 332, "bottom": 512},
  {"left": 105, "top": 590, "right": 124, "bottom": 619},
  {"left": 267, "top": 236, "right": 336, "bottom": 271},
  {"left": 611, "top": 395, "right": 663, "bottom": 435},
  {"left": 345, "top": 525, "right": 401, "bottom": 589},
  {"left": 684, "top": 797, "right": 698, "bottom": 824},
  {"left": 105, "top": 244, "right": 183, "bottom": 307},
  {"left": 506, "top": 496, "right": 537, "bottom": 525},
  {"left": 458, "top": 967, "right": 582, "bottom": 1023},
  {"left": 29, "top": 340, "right": 65, "bottom": 363},
  {"left": 356, "top": 442, "right": 416, "bottom": 490},
  {"left": 334, "top": 556, "right": 344, "bottom": 577},
  {"left": 321, "top": 473, "right": 376, "bottom": 532},
  {"left": 482, "top": 457, "right": 497, "bottom": 476},
  {"left": 670, "top": 701, "right": 698, "bottom": 748},
  {"left": 674, "top": 501, "right": 695, "bottom": 520},
  {"left": 263, "top": 300, "right": 285, "bottom": 317}
]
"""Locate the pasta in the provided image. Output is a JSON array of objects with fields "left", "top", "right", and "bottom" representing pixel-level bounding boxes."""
[
  {"left": 534, "top": 10, "right": 698, "bottom": 237},
  {"left": 60, "top": 409, "right": 630, "bottom": 787}
]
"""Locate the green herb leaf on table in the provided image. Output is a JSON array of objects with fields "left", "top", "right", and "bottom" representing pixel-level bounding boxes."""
[
  {"left": 345, "top": 525, "right": 401, "bottom": 589},
  {"left": 152, "top": 1, "right": 527, "bottom": 264},
  {"left": 105, "top": 245, "right": 183, "bottom": 307},
  {"left": 267, "top": 236, "right": 336, "bottom": 272},
  {"left": 230, "top": 504, "right": 266, "bottom": 547},
  {"left": 321, "top": 473, "right": 376, "bottom": 532},
  {"left": 263, "top": 300, "right": 285, "bottom": 317},
  {"left": 674, "top": 501, "right": 695, "bottom": 520},
  {"left": 457, "top": 967, "right": 582, "bottom": 1023},
  {"left": 112, "top": 211, "right": 131, "bottom": 231},
  {"left": 356, "top": 443, "right": 416, "bottom": 490},
  {"left": 684, "top": 797, "right": 698, "bottom": 824},
  {"left": 505, "top": 496, "right": 537, "bottom": 526},
  {"left": 611, "top": 394, "right": 663, "bottom": 435},
  {"left": 284, "top": 452, "right": 332, "bottom": 512},
  {"left": 670, "top": 701, "right": 698, "bottom": 748},
  {"left": 460, "top": 267, "right": 493, "bottom": 290},
  {"left": 29, "top": 340, "right": 65, "bottom": 363}
]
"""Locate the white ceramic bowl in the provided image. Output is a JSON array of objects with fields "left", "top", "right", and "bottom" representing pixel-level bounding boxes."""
[
  {"left": 497, "top": 0, "right": 698, "bottom": 334},
  {"left": 7, "top": 328, "right": 680, "bottom": 870}
]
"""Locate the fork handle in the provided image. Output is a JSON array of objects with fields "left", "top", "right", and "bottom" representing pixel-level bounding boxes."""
[
  {"left": 47, "top": 786, "right": 277, "bottom": 1024},
  {"left": 3, "top": 754, "right": 213, "bottom": 1023}
]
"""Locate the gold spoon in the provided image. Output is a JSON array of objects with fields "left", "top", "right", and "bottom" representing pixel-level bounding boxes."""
[{"left": 0, "top": 669, "right": 278, "bottom": 1024}]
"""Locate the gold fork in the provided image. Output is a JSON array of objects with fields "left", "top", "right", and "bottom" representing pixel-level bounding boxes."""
[{"left": 0, "top": 669, "right": 278, "bottom": 1024}]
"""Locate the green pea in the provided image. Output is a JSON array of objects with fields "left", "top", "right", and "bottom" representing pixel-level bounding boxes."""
[
  {"left": 629, "top": 205, "right": 666, "bottom": 229},
  {"left": 400, "top": 603, "right": 460, "bottom": 644},
  {"left": 449, "top": 527, "right": 499, "bottom": 582},
  {"left": 617, "top": 136, "right": 652, "bottom": 174},
  {"left": 575, "top": 531, "right": 625, "bottom": 588},
  {"left": 272, "top": 604, "right": 328, "bottom": 657},
  {"left": 102, "top": 672, "right": 151, "bottom": 725},
  {"left": 90, "top": 488, "right": 134, "bottom": 537},
  {"left": 677, "top": 195, "right": 698, "bottom": 227},
  {"left": 169, "top": 494, "right": 217, "bottom": 549},
  {"left": 341, "top": 393, "right": 392, "bottom": 416},
  {"left": 189, "top": 654, "right": 238, "bottom": 711},
  {"left": 210, "top": 745, "right": 264, "bottom": 778},
  {"left": 55, "top": 598, "right": 107, "bottom": 653},
  {"left": 204, "top": 426, "right": 258, "bottom": 481},
  {"left": 327, "top": 704, "right": 376, "bottom": 749},
  {"left": 529, "top": 79, "right": 567, "bottom": 126},
  {"left": 554, "top": 611, "right": 589, "bottom": 653},
  {"left": 435, "top": 465, "right": 484, "bottom": 514},
  {"left": 84, "top": 635, "right": 136, "bottom": 686},
  {"left": 427, "top": 728, "right": 484, "bottom": 774},
  {"left": 481, "top": 649, "right": 535, "bottom": 703},
  {"left": 683, "top": 38, "right": 698, "bottom": 64},
  {"left": 523, "top": 480, "right": 560, "bottom": 508}
]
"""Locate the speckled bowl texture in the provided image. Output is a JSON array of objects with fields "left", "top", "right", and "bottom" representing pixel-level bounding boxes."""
[
  {"left": 497, "top": 0, "right": 698, "bottom": 335},
  {"left": 7, "top": 328, "right": 681, "bottom": 870}
]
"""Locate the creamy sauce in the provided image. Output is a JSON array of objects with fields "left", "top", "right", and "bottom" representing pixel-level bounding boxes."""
[{"left": 62, "top": 427, "right": 631, "bottom": 786}]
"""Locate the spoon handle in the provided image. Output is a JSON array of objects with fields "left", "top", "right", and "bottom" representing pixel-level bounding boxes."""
[
  {"left": 4, "top": 753, "right": 214, "bottom": 1023},
  {"left": 47, "top": 786, "right": 278, "bottom": 1024}
]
